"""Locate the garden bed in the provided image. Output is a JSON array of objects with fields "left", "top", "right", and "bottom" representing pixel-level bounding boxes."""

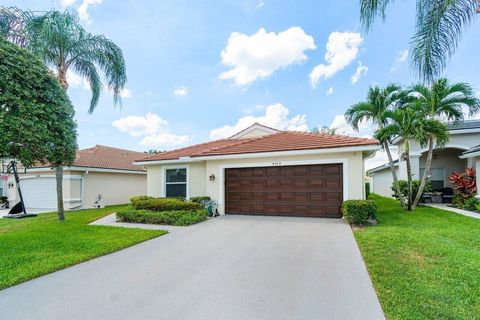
[{"left": 116, "top": 196, "right": 209, "bottom": 226}]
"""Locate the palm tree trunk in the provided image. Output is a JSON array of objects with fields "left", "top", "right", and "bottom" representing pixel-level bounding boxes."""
[
  {"left": 55, "top": 69, "right": 68, "bottom": 221},
  {"left": 404, "top": 141, "right": 413, "bottom": 211},
  {"left": 55, "top": 166, "right": 65, "bottom": 221},
  {"left": 384, "top": 140, "right": 406, "bottom": 208},
  {"left": 412, "top": 136, "right": 434, "bottom": 209}
]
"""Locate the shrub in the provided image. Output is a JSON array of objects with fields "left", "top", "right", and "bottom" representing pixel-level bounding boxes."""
[
  {"left": 452, "top": 193, "right": 465, "bottom": 208},
  {"left": 189, "top": 196, "right": 211, "bottom": 204},
  {"left": 391, "top": 180, "right": 432, "bottom": 200},
  {"left": 475, "top": 202, "right": 480, "bottom": 212},
  {"left": 342, "top": 200, "right": 377, "bottom": 225},
  {"left": 131, "top": 197, "right": 201, "bottom": 211},
  {"left": 461, "top": 196, "right": 479, "bottom": 211},
  {"left": 448, "top": 168, "right": 477, "bottom": 197},
  {"left": 117, "top": 207, "right": 208, "bottom": 226},
  {"left": 365, "top": 182, "right": 370, "bottom": 199}
]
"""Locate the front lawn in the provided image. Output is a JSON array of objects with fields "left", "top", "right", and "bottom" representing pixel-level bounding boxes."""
[
  {"left": 355, "top": 194, "right": 480, "bottom": 319},
  {"left": 0, "top": 206, "right": 166, "bottom": 290}
]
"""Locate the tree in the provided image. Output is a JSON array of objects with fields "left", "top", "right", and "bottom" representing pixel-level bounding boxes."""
[
  {"left": 410, "top": 78, "right": 480, "bottom": 209},
  {"left": 0, "top": 7, "right": 127, "bottom": 219},
  {"left": 375, "top": 102, "right": 446, "bottom": 210},
  {"left": 345, "top": 84, "right": 406, "bottom": 207},
  {"left": 359, "top": 0, "right": 478, "bottom": 82},
  {"left": 310, "top": 126, "right": 338, "bottom": 135},
  {"left": 0, "top": 38, "right": 77, "bottom": 220}
]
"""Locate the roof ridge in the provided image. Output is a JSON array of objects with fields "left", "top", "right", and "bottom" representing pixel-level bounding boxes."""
[
  {"left": 80, "top": 145, "right": 145, "bottom": 155},
  {"left": 190, "top": 136, "right": 263, "bottom": 156},
  {"left": 286, "top": 130, "right": 376, "bottom": 141}
]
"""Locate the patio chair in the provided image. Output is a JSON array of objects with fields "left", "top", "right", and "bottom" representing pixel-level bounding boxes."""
[
  {"left": 421, "top": 193, "right": 433, "bottom": 203},
  {"left": 442, "top": 187, "right": 454, "bottom": 203}
]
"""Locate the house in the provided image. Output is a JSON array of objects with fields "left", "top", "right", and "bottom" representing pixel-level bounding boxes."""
[
  {"left": 460, "top": 144, "right": 480, "bottom": 199},
  {"left": 7, "top": 145, "right": 147, "bottom": 210},
  {"left": 135, "top": 123, "right": 379, "bottom": 217},
  {"left": 369, "top": 120, "right": 480, "bottom": 198}
]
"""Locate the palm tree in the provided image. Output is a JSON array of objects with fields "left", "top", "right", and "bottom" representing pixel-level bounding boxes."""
[
  {"left": 410, "top": 78, "right": 480, "bottom": 208},
  {"left": 0, "top": 7, "right": 127, "bottom": 220},
  {"left": 345, "top": 84, "right": 406, "bottom": 206},
  {"left": 375, "top": 102, "right": 429, "bottom": 210},
  {"left": 360, "top": 0, "right": 478, "bottom": 82}
]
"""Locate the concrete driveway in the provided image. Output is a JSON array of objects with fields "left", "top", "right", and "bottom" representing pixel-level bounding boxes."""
[{"left": 0, "top": 215, "right": 384, "bottom": 320}]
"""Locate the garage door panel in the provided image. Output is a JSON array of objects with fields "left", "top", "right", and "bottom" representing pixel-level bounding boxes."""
[
  {"left": 225, "top": 164, "right": 343, "bottom": 218},
  {"left": 20, "top": 177, "right": 57, "bottom": 209}
]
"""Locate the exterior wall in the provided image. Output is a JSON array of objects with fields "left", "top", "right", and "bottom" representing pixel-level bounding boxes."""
[
  {"left": 371, "top": 168, "right": 396, "bottom": 197},
  {"left": 204, "top": 151, "right": 365, "bottom": 214},
  {"left": 81, "top": 171, "right": 146, "bottom": 208},
  {"left": 476, "top": 157, "right": 480, "bottom": 200},
  {"left": 397, "top": 132, "right": 479, "bottom": 180},
  {"left": 237, "top": 128, "right": 274, "bottom": 139},
  {"left": 145, "top": 151, "right": 367, "bottom": 215},
  {"left": 146, "top": 161, "right": 206, "bottom": 198},
  {"left": 418, "top": 149, "right": 467, "bottom": 189}
]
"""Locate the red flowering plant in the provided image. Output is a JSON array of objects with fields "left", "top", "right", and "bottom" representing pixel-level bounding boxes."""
[{"left": 448, "top": 168, "right": 477, "bottom": 197}]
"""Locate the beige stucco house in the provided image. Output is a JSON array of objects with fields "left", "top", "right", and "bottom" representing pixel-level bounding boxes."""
[
  {"left": 135, "top": 123, "right": 379, "bottom": 217},
  {"left": 369, "top": 120, "right": 480, "bottom": 198},
  {"left": 7, "top": 145, "right": 147, "bottom": 210}
]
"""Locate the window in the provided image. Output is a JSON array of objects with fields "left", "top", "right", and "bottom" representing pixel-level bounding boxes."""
[
  {"left": 420, "top": 167, "right": 445, "bottom": 191},
  {"left": 165, "top": 168, "right": 187, "bottom": 198}
]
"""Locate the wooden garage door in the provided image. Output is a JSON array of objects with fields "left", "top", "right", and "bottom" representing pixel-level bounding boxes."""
[{"left": 225, "top": 164, "right": 343, "bottom": 218}]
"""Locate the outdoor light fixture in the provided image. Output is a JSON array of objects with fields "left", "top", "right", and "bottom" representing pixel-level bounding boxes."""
[{"left": 209, "top": 174, "right": 215, "bottom": 181}]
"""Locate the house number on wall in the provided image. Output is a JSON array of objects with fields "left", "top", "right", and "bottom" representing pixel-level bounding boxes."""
[{"left": 271, "top": 161, "right": 282, "bottom": 166}]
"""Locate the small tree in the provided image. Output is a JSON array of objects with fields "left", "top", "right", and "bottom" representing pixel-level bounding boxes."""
[{"left": 0, "top": 38, "right": 77, "bottom": 220}]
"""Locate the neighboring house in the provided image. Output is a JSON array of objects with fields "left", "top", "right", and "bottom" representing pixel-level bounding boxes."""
[
  {"left": 135, "top": 123, "right": 379, "bottom": 217},
  {"left": 369, "top": 120, "right": 480, "bottom": 197},
  {"left": 7, "top": 145, "right": 147, "bottom": 210}
]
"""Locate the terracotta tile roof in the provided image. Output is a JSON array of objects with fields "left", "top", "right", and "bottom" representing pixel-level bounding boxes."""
[
  {"left": 33, "top": 145, "right": 147, "bottom": 172},
  {"left": 136, "top": 131, "right": 379, "bottom": 162},
  {"left": 74, "top": 145, "right": 146, "bottom": 171}
]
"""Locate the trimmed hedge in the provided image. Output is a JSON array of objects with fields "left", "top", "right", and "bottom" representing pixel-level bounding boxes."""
[
  {"left": 190, "top": 196, "right": 211, "bottom": 204},
  {"left": 342, "top": 200, "right": 377, "bottom": 225},
  {"left": 117, "top": 207, "right": 208, "bottom": 226},
  {"left": 132, "top": 197, "right": 201, "bottom": 211}
]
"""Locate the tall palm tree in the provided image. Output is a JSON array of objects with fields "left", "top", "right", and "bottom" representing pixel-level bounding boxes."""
[
  {"left": 410, "top": 78, "right": 480, "bottom": 208},
  {"left": 360, "top": 0, "right": 478, "bottom": 82},
  {"left": 345, "top": 84, "right": 406, "bottom": 206},
  {"left": 375, "top": 102, "right": 430, "bottom": 210},
  {"left": 0, "top": 7, "right": 127, "bottom": 220}
]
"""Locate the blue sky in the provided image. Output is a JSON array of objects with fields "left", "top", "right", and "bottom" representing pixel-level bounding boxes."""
[{"left": 7, "top": 0, "right": 480, "bottom": 167}]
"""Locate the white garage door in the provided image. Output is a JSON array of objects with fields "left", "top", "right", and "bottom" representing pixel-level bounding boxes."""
[{"left": 19, "top": 177, "right": 57, "bottom": 209}]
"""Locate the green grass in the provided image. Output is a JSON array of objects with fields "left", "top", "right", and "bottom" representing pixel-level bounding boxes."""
[
  {"left": 0, "top": 206, "right": 166, "bottom": 290},
  {"left": 355, "top": 194, "right": 480, "bottom": 320}
]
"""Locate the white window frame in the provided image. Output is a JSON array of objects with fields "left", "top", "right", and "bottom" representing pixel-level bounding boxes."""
[{"left": 161, "top": 165, "right": 189, "bottom": 199}]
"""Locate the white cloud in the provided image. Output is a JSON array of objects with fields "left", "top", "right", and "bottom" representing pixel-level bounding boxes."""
[
  {"left": 390, "top": 49, "right": 409, "bottom": 73},
  {"left": 113, "top": 113, "right": 191, "bottom": 148},
  {"left": 140, "top": 133, "right": 191, "bottom": 147},
  {"left": 209, "top": 103, "right": 308, "bottom": 139},
  {"left": 351, "top": 61, "right": 368, "bottom": 84},
  {"left": 256, "top": 0, "right": 265, "bottom": 8},
  {"left": 219, "top": 27, "right": 316, "bottom": 85},
  {"left": 173, "top": 86, "right": 188, "bottom": 96},
  {"left": 66, "top": 70, "right": 90, "bottom": 89},
  {"left": 61, "top": 0, "right": 103, "bottom": 23},
  {"left": 119, "top": 88, "right": 132, "bottom": 98},
  {"left": 326, "top": 87, "right": 334, "bottom": 95},
  {"left": 112, "top": 113, "right": 166, "bottom": 137},
  {"left": 309, "top": 31, "right": 363, "bottom": 88}
]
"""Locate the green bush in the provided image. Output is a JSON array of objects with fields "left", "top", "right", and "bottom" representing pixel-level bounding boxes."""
[
  {"left": 342, "top": 200, "right": 377, "bottom": 225},
  {"left": 365, "top": 182, "right": 370, "bottom": 199},
  {"left": 475, "top": 202, "right": 480, "bottom": 212},
  {"left": 391, "top": 180, "right": 432, "bottom": 200},
  {"left": 461, "top": 197, "right": 479, "bottom": 211},
  {"left": 452, "top": 193, "right": 465, "bottom": 208},
  {"left": 189, "top": 196, "right": 211, "bottom": 204},
  {"left": 131, "top": 197, "right": 201, "bottom": 211},
  {"left": 117, "top": 207, "right": 208, "bottom": 226}
]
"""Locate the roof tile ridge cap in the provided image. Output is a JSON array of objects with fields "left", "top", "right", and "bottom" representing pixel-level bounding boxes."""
[
  {"left": 191, "top": 136, "right": 263, "bottom": 156},
  {"left": 292, "top": 130, "right": 376, "bottom": 141}
]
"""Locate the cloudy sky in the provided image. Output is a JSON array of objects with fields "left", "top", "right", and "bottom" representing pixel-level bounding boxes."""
[{"left": 9, "top": 0, "right": 480, "bottom": 168}]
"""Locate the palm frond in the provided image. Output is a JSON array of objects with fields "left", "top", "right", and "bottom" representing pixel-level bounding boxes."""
[
  {"left": 359, "top": 0, "right": 396, "bottom": 30},
  {"left": 410, "top": 0, "right": 477, "bottom": 83},
  {"left": 71, "top": 58, "right": 102, "bottom": 114},
  {"left": 0, "top": 6, "right": 33, "bottom": 47}
]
